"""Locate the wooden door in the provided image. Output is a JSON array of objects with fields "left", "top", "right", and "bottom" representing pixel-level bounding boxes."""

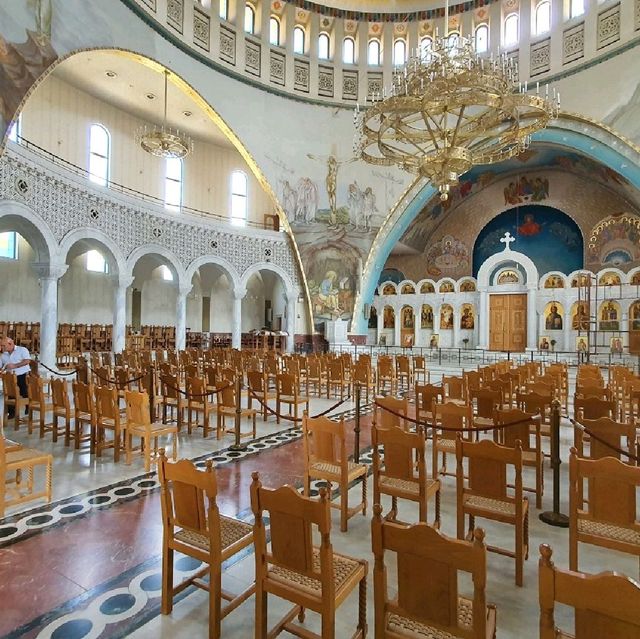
[{"left": 489, "top": 294, "right": 527, "bottom": 352}]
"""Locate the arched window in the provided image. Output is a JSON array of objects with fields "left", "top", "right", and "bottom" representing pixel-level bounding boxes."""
[
  {"left": 293, "top": 26, "right": 305, "bottom": 54},
  {"left": 535, "top": 1, "right": 551, "bottom": 34},
  {"left": 368, "top": 39, "right": 381, "bottom": 65},
  {"left": 0, "top": 232, "right": 18, "bottom": 259},
  {"left": 570, "top": 0, "right": 584, "bottom": 18},
  {"left": 244, "top": 3, "right": 255, "bottom": 34},
  {"left": 231, "top": 170, "right": 248, "bottom": 226},
  {"left": 86, "top": 250, "right": 109, "bottom": 274},
  {"left": 269, "top": 16, "right": 280, "bottom": 45},
  {"left": 420, "top": 36, "right": 433, "bottom": 60},
  {"left": 7, "top": 114, "right": 21, "bottom": 143},
  {"left": 503, "top": 13, "right": 519, "bottom": 46},
  {"left": 318, "top": 32, "right": 330, "bottom": 60},
  {"left": 165, "top": 157, "right": 183, "bottom": 211},
  {"left": 219, "top": 0, "right": 228, "bottom": 20},
  {"left": 475, "top": 24, "right": 489, "bottom": 53},
  {"left": 88, "top": 123, "right": 110, "bottom": 187},
  {"left": 447, "top": 32, "right": 460, "bottom": 50},
  {"left": 342, "top": 37, "right": 355, "bottom": 64},
  {"left": 393, "top": 39, "right": 406, "bottom": 66},
  {"left": 160, "top": 265, "right": 174, "bottom": 281}
]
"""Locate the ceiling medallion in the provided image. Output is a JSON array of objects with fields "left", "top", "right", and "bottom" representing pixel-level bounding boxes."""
[
  {"left": 136, "top": 70, "right": 193, "bottom": 160},
  {"left": 354, "top": 7, "right": 558, "bottom": 201}
]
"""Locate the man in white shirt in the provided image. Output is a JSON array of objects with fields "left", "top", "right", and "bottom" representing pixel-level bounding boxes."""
[{"left": 1, "top": 337, "right": 31, "bottom": 418}]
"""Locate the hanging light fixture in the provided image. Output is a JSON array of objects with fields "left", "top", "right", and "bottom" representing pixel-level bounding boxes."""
[
  {"left": 353, "top": 2, "right": 559, "bottom": 201},
  {"left": 136, "top": 69, "right": 193, "bottom": 159}
]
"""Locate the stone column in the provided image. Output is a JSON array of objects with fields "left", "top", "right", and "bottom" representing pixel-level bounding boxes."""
[
  {"left": 452, "top": 305, "right": 460, "bottom": 349},
  {"left": 621, "top": 312, "right": 629, "bottom": 350},
  {"left": 563, "top": 310, "right": 572, "bottom": 352},
  {"left": 527, "top": 286, "right": 538, "bottom": 350},
  {"left": 232, "top": 287, "right": 246, "bottom": 349},
  {"left": 376, "top": 304, "right": 383, "bottom": 344},
  {"left": 285, "top": 289, "right": 298, "bottom": 353},
  {"left": 33, "top": 263, "right": 67, "bottom": 369},
  {"left": 176, "top": 285, "right": 191, "bottom": 351},
  {"left": 112, "top": 276, "right": 134, "bottom": 354},
  {"left": 393, "top": 305, "right": 401, "bottom": 346},
  {"left": 478, "top": 288, "right": 489, "bottom": 349},
  {"left": 413, "top": 305, "right": 420, "bottom": 346}
]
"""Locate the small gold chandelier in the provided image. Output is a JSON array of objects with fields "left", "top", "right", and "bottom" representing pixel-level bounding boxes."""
[
  {"left": 136, "top": 69, "right": 193, "bottom": 159},
  {"left": 354, "top": 26, "right": 558, "bottom": 200}
]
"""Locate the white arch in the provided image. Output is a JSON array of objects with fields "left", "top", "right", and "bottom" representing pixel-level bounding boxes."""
[
  {"left": 377, "top": 280, "right": 398, "bottom": 295},
  {"left": 126, "top": 243, "right": 187, "bottom": 288},
  {"left": 185, "top": 254, "right": 242, "bottom": 293},
  {"left": 398, "top": 279, "right": 417, "bottom": 293},
  {"left": 595, "top": 266, "right": 627, "bottom": 284},
  {"left": 477, "top": 248, "right": 539, "bottom": 289},
  {"left": 539, "top": 270, "right": 568, "bottom": 288},
  {"left": 240, "top": 261, "right": 295, "bottom": 295},
  {"left": 0, "top": 199, "right": 59, "bottom": 263},
  {"left": 59, "top": 227, "right": 127, "bottom": 276}
]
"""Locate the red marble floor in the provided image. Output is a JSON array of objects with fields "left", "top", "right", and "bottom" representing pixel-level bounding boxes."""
[{"left": 0, "top": 414, "right": 373, "bottom": 637}]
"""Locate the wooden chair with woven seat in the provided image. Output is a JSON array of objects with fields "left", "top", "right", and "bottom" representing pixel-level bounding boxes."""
[
  {"left": 377, "top": 356, "right": 396, "bottom": 395},
  {"left": 275, "top": 372, "right": 309, "bottom": 426},
  {"left": 306, "top": 358, "right": 326, "bottom": 397},
  {"left": 352, "top": 360, "right": 375, "bottom": 403},
  {"left": 432, "top": 402, "right": 474, "bottom": 479},
  {"left": 250, "top": 472, "right": 368, "bottom": 639},
  {"left": 2, "top": 371, "right": 29, "bottom": 431},
  {"left": 568, "top": 447, "right": 640, "bottom": 572},
  {"left": 412, "top": 355, "right": 429, "bottom": 384},
  {"left": 371, "top": 505, "right": 496, "bottom": 639},
  {"left": 469, "top": 388, "right": 503, "bottom": 431},
  {"left": 443, "top": 375, "right": 467, "bottom": 406},
  {"left": 375, "top": 395, "right": 410, "bottom": 432},
  {"left": 215, "top": 382, "right": 257, "bottom": 440},
  {"left": 395, "top": 355, "right": 412, "bottom": 391},
  {"left": 247, "top": 370, "right": 275, "bottom": 422},
  {"left": 187, "top": 376, "right": 214, "bottom": 437},
  {"left": 326, "top": 360, "right": 350, "bottom": 400},
  {"left": 72, "top": 381, "right": 96, "bottom": 453},
  {"left": 574, "top": 396, "right": 615, "bottom": 422},
  {"left": 574, "top": 416, "right": 637, "bottom": 464},
  {"left": 456, "top": 437, "right": 529, "bottom": 586},
  {"left": 494, "top": 408, "right": 544, "bottom": 509},
  {"left": 158, "top": 451, "right": 254, "bottom": 639},
  {"left": 94, "top": 385, "right": 126, "bottom": 462},
  {"left": 159, "top": 373, "right": 186, "bottom": 431},
  {"left": 303, "top": 414, "right": 368, "bottom": 532},
  {"left": 415, "top": 383, "right": 443, "bottom": 428},
  {"left": 124, "top": 390, "right": 178, "bottom": 472},
  {"left": 539, "top": 543, "right": 640, "bottom": 639},
  {"left": 51, "top": 377, "right": 72, "bottom": 446},
  {"left": 0, "top": 434, "right": 52, "bottom": 518},
  {"left": 372, "top": 422, "right": 441, "bottom": 527},
  {"left": 27, "top": 374, "right": 54, "bottom": 438}
]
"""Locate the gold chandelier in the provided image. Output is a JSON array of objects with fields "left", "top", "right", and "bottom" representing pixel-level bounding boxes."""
[
  {"left": 354, "top": 30, "right": 559, "bottom": 200},
  {"left": 136, "top": 69, "right": 193, "bottom": 159}
]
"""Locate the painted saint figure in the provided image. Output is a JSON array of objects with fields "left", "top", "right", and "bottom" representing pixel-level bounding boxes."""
[{"left": 545, "top": 304, "right": 563, "bottom": 330}]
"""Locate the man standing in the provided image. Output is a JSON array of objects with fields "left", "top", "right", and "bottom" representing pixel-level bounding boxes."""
[{"left": 1, "top": 337, "right": 31, "bottom": 418}]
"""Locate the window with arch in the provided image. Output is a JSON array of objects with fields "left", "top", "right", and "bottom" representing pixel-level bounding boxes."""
[
  {"left": 269, "top": 16, "right": 280, "bottom": 45},
  {"left": 86, "top": 250, "right": 109, "bottom": 274},
  {"left": 368, "top": 39, "right": 381, "bottom": 65},
  {"left": 219, "top": 0, "right": 228, "bottom": 20},
  {"left": 420, "top": 36, "right": 433, "bottom": 59},
  {"left": 160, "top": 265, "right": 174, "bottom": 281},
  {"left": 535, "top": 0, "right": 551, "bottom": 34},
  {"left": 88, "top": 124, "right": 110, "bottom": 187},
  {"left": 318, "top": 32, "right": 330, "bottom": 60},
  {"left": 165, "top": 157, "right": 183, "bottom": 211},
  {"left": 7, "top": 114, "right": 21, "bottom": 143},
  {"left": 475, "top": 24, "right": 489, "bottom": 53},
  {"left": 570, "top": 0, "right": 584, "bottom": 18},
  {"left": 503, "top": 13, "right": 519, "bottom": 46},
  {"left": 342, "top": 37, "right": 355, "bottom": 64},
  {"left": 447, "top": 32, "right": 460, "bottom": 50},
  {"left": 231, "top": 170, "right": 248, "bottom": 226},
  {"left": 293, "top": 26, "right": 305, "bottom": 54},
  {"left": 0, "top": 232, "right": 18, "bottom": 260},
  {"left": 244, "top": 3, "right": 255, "bottom": 34},
  {"left": 393, "top": 39, "right": 407, "bottom": 66}
]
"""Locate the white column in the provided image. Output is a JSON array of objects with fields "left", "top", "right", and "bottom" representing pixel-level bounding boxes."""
[
  {"left": 112, "top": 276, "right": 134, "bottom": 354},
  {"left": 563, "top": 309, "right": 572, "bottom": 352},
  {"left": 285, "top": 289, "right": 298, "bottom": 353},
  {"left": 33, "top": 263, "right": 67, "bottom": 369},
  {"left": 393, "top": 305, "right": 401, "bottom": 346},
  {"left": 478, "top": 288, "right": 489, "bottom": 349},
  {"left": 452, "top": 305, "right": 460, "bottom": 349},
  {"left": 176, "top": 285, "right": 191, "bottom": 351},
  {"left": 232, "top": 287, "right": 246, "bottom": 349},
  {"left": 376, "top": 305, "right": 383, "bottom": 344},
  {"left": 413, "top": 306, "right": 420, "bottom": 346},
  {"left": 621, "top": 313, "right": 629, "bottom": 350},
  {"left": 527, "top": 286, "right": 538, "bottom": 350}
]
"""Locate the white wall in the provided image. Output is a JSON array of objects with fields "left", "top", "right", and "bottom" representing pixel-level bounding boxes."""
[{"left": 0, "top": 236, "right": 41, "bottom": 322}]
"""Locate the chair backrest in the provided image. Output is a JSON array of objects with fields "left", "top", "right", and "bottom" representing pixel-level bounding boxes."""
[
  {"left": 125, "top": 390, "right": 150, "bottom": 428},
  {"left": 415, "top": 383, "right": 443, "bottom": 414},
  {"left": 188, "top": 377, "right": 208, "bottom": 404},
  {"left": 352, "top": 361, "right": 371, "bottom": 385},
  {"left": 327, "top": 360, "right": 344, "bottom": 381},
  {"left": 95, "top": 385, "right": 118, "bottom": 420},
  {"left": 575, "top": 385, "right": 612, "bottom": 401},
  {"left": 373, "top": 422, "right": 425, "bottom": 483},
  {"left": 50, "top": 378, "right": 69, "bottom": 410},
  {"left": 216, "top": 382, "right": 236, "bottom": 409},
  {"left": 250, "top": 472, "right": 333, "bottom": 588},
  {"left": 434, "top": 402, "right": 473, "bottom": 441},
  {"left": 443, "top": 375, "right": 465, "bottom": 401},
  {"left": 161, "top": 373, "right": 181, "bottom": 400},
  {"left": 396, "top": 355, "right": 410, "bottom": 375},
  {"left": 72, "top": 381, "right": 94, "bottom": 414},
  {"left": 576, "top": 417, "right": 637, "bottom": 462},
  {"left": 517, "top": 391, "right": 552, "bottom": 416},
  {"left": 494, "top": 407, "right": 538, "bottom": 452},
  {"left": 303, "top": 414, "right": 345, "bottom": 467},
  {"left": 27, "top": 374, "right": 45, "bottom": 404},
  {"left": 375, "top": 396, "right": 409, "bottom": 430},
  {"left": 413, "top": 355, "right": 426, "bottom": 370},
  {"left": 539, "top": 543, "right": 640, "bottom": 639},
  {"left": 372, "top": 506, "right": 489, "bottom": 639},
  {"left": 470, "top": 388, "right": 502, "bottom": 419},
  {"left": 2, "top": 372, "right": 17, "bottom": 398},
  {"left": 378, "top": 357, "right": 393, "bottom": 378},
  {"left": 247, "top": 370, "right": 266, "bottom": 393},
  {"left": 575, "top": 396, "right": 615, "bottom": 420},
  {"left": 276, "top": 372, "right": 297, "bottom": 396}
]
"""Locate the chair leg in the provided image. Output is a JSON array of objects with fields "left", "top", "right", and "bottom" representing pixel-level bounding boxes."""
[
  {"left": 515, "top": 519, "right": 524, "bottom": 587},
  {"left": 357, "top": 573, "right": 367, "bottom": 636},
  {"left": 341, "top": 485, "right": 348, "bottom": 532},
  {"left": 321, "top": 607, "right": 336, "bottom": 639},
  {"left": 209, "top": 563, "right": 222, "bottom": 639},
  {"left": 254, "top": 583, "right": 267, "bottom": 639},
  {"left": 161, "top": 545, "right": 174, "bottom": 615}
]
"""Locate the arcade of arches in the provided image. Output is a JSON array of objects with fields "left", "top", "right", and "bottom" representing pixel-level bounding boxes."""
[{"left": 2, "top": 2, "right": 640, "bottom": 639}]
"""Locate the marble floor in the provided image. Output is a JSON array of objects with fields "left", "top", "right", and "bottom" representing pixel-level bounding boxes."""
[{"left": 1, "top": 368, "right": 637, "bottom": 639}]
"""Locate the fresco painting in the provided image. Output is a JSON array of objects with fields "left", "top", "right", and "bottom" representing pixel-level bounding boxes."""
[{"left": 586, "top": 214, "right": 640, "bottom": 271}]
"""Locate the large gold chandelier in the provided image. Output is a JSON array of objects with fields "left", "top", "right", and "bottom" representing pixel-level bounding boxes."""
[
  {"left": 136, "top": 70, "right": 193, "bottom": 159},
  {"left": 354, "top": 30, "right": 559, "bottom": 200}
]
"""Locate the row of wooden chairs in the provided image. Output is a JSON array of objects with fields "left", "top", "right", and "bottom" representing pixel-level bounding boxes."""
[{"left": 0, "top": 321, "right": 40, "bottom": 352}]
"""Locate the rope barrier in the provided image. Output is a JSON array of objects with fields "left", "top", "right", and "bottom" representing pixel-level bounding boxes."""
[
  {"left": 89, "top": 366, "right": 148, "bottom": 387},
  {"left": 159, "top": 377, "right": 235, "bottom": 399},
  {"left": 569, "top": 418, "right": 639, "bottom": 462},
  {"left": 37, "top": 361, "right": 79, "bottom": 377}
]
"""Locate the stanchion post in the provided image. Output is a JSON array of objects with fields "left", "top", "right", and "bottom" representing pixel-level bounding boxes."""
[
  {"left": 230, "top": 375, "right": 247, "bottom": 451},
  {"left": 539, "top": 399, "right": 569, "bottom": 527},
  {"left": 354, "top": 381, "right": 361, "bottom": 463},
  {"left": 148, "top": 365, "right": 155, "bottom": 424}
]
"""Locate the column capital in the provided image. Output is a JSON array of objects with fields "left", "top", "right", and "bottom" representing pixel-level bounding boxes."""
[
  {"left": 233, "top": 287, "right": 247, "bottom": 300},
  {"left": 112, "top": 275, "right": 135, "bottom": 289},
  {"left": 177, "top": 284, "right": 193, "bottom": 298},
  {"left": 285, "top": 287, "right": 301, "bottom": 304},
  {"left": 32, "top": 262, "right": 67, "bottom": 280}
]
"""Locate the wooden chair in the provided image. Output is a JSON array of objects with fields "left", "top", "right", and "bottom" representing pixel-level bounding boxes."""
[
  {"left": 187, "top": 376, "right": 214, "bottom": 437},
  {"left": 275, "top": 372, "right": 309, "bottom": 426},
  {"left": 412, "top": 355, "right": 429, "bottom": 384},
  {"left": 371, "top": 506, "right": 496, "bottom": 639},
  {"left": 539, "top": 543, "right": 640, "bottom": 639},
  {"left": 574, "top": 396, "right": 615, "bottom": 421},
  {"left": 574, "top": 416, "right": 637, "bottom": 464},
  {"left": 414, "top": 383, "right": 443, "bottom": 426},
  {"left": 51, "top": 377, "right": 72, "bottom": 446},
  {"left": 27, "top": 374, "right": 53, "bottom": 438},
  {"left": 158, "top": 452, "right": 254, "bottom": 639},
  {"left": 215, "top": 382, "right": 257, "bottom": 440},
  {"left": 470, "top": 387, "right": 504, "bottom": 430},
  {"left": 247, "top": 370, "right": 275, "bottom": 422},
  {"left": 2, "top": 371, "right": 29, "bottom": 431},
  {"left": 377, "top": 356, "right": 396, "bottom": 395},
  {"left": 306, "top": 358, "right": 326, "bottom": 397},
  {"left": 250, "top": 473, "right": 368, "bottom": 639},
  {"left": 372, "top": 422, "right": 441, "bottom": 527},
  {"left": 432, "top": 402, "right": 474, "bottom": 479},
  {"left": 72, "top": 381, "right": 96, "bottom": 453},
  {"left": 568, "top": 448, "right": 640, "bottom": 572},
  {"left": 443, "top": 375, "right": 466, "bottom": 405},
  {"left": 395, "top": 355, "right": 412, "bottom": 391},
  {"left": 303, "top": 414, "right": 368, "bottom": 532},
  {"left": 94, "top": 385, "right": 126, "bottom": 462},
  {"left": 494, "top": 408, "right": 544, "bottom": 509},
  {"left": 456, "top": 437, "right": 529, "bottom": 586},
  {"left": 326, "top": 360, "right": 350, "bottom": 400},
  {"left": 0, "top": 435, "right": 52, "bottom": 517},
  {"left": 352, "top": 361, "right": 375, "bottom": 403},
  {"left": 160, "top": 373, "right": 186, "bottom": 431},
  {"left": 375, "top": 395, "right": 410, "bottom": 431}
]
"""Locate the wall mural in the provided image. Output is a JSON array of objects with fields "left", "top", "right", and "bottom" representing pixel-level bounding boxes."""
[
  {"left": 472, "top": 205, "right": 584, "bottom": 277},
  {"left": 586, "top": 213, "right": 640, "bottom": 271},
  {"left": 544, "top": 302, "right": 564, "bottom": 331},
  {"left": 460, "top": 304, "right": 475, "bottom": 329},
  {"left": 424, "top": 234, "right": 470, "bottom": 278}
]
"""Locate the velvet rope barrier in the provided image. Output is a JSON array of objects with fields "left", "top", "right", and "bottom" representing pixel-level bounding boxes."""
[{"left": 569, "top": 417, "right": 639, "bottom": 462}]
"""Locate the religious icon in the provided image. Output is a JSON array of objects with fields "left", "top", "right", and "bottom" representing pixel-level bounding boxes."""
[
  {"left": 576, "top": 336, "right": 589, "bottom": 353},
  {"left": 518, "top": 212, "right": 542, "bottom": 236},
  {"left": 402, "top": 334, "right": 414, "bottom": 347},
  {"left": 632, "top": 302, "right": 640, "bottom": 331},
  {"left": 429, "top": 334, "right": 439, "bottom": 348},
  {"left": 497, "top": 269, "right": 519, "bottom": 285},
  {"left": 599, "top": 273, "right": 621, "bottom": 286},
  {"left": 572, "top": 303, "right": 590, "bottom": 330},
  {"left": 420, "top": 282, "right": 435, "bottom": 293},
  {"left": 610, "top": 337, "right": 623, "bottom": 354},
  {"left": 539, "top": 336, "right": 550, "bottom": 351},
  {"left": 439, "top": 281, "right": 454, "bottom": 293},
  {"left": 460, "top": 305, "right": 475, "bottom": 330},
  {"left": 401, "top": 284, "right": 415, "bottom": 294},
  {"left": 378, "top": 334, "right": 387, "bottom": 346},
  {"left": 382, "top": 284, "right": 396, "bottom": 295},
  {"left": 599, "top": 301, "right": 620, "bottom": 331},
  {"left": 545, "top": 303, "right": 563, "bottom": 330},
  {"left": 383, "top": 306, "right": 395, "bottom": 329},
  {"left": 544, "top": 275, "right": 564, "bottom": 289},
  {"left": 402, "top": 307, "right": 414, "bottom": 330},
  {"left": 421, "top": 305, "right": 434, "bottom": 329},
  {"left": 440, "top": 305, "right": 453, "bottom": 330}
]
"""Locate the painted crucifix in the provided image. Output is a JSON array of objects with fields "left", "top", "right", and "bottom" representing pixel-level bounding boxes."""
[{"left": 500, "top": 231, "right": 515, "bottom": 251}]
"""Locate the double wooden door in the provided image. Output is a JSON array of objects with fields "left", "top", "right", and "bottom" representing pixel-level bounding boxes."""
[{"left": 489, "top": 294, "right": 527, "bottom": 352}]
